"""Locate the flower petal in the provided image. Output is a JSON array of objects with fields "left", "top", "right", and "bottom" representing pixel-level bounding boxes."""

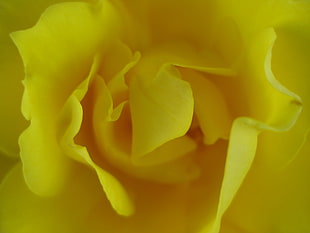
[
  {"left": 59, "top": 91, "right": 135, "bottom": 216},
  {"left": 11, "top": 0, "right": 120, "bottom": 196},
  {"left": 199, "top": 28, "right": 302, "bottom": 233},
  {"left": 0, "top": 163, "right": 105, "bottom": 233},
  {"left": 93, "top": 75, "right": 200, "bottom": 183},
  {"left": 46, "top": 50, "right": 133, "bottom": 217},
  {"left": 259, "top": 16, "right": 310, "bottom": 168},
  {"left": 130, "top": 64, "right": 194, "bottom": 157},
  {"left": 221, "top": 133, "right": 310, "bottom": 233},
  {"left": 181, "top": 69, "right": 232, "bottom": 145}
]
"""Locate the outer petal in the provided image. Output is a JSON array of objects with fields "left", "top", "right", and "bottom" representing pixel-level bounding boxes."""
[
  {"left": 220, "top": 3, "right": 310, "bottom": 231},
  {"left": 58, "top": 71, "right": 134, "bottom": 216},
  {"left": 0, "top": 163, "right": 105, "bottom": 233},
  {"left": 221, "top": 134, "right": 310, "bottom": 233},
  {"left": 80, "top": 141, "right": 228, "bottom": 233},
  {"left": 198, "top": 28, "right": 302, "bottom": 233},
  {"left": 260, "top": 12, "right": 310, "bottom": 168},
  {"left": 11, "top": 0, "right": 120, "bottom": 196},
  {"left": 0, "top": 0, "right": 93, "bottom": 158}
]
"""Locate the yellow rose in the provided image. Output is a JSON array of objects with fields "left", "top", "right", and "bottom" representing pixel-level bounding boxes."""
[{"left": 0, "top": 0, "right": 309, "bottom": 232}]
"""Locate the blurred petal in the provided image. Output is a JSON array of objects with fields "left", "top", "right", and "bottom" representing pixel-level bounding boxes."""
[
  {"left": 221, "top": 133, "right": 310, "bottom": 233},
  {"left": 0, "top": 163, "right": 105, "bottom": 233},
  {"left": 115, "top": 0, "right": 218, "bottom": 50},
  {"left": 0, "top": 153, "right": 17, "bottom": 182},
  {"left": 0, "top": 0, "right": 68, "bottom": 33},
  {"left": 221, "top": 7, "right": 310, "bottom": 229}
]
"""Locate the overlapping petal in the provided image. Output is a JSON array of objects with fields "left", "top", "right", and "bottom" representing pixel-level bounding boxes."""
[
  {"left": 58, "top": 57, "right": 134, "bottom": 216},
  {"left": 0, "top": 1, "right": 308, "bottom": 233},
  {"left": 0, "top": 0, "right": 86, "bottom": 158},
  {"left": 93, "top": 73, "right": 200, "bottom": 183},
  {"left": 11, "top": 0, "right": 120, "bottom": 195},
  {"left": 198, "top": 28, "right": 302, "bottom": 233}
]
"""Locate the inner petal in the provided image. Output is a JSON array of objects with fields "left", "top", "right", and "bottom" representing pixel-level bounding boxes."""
[
  {"left": 92, "top": 74, "right": 200, "bottom": 183},
  {"left": 181, "top": 68, "right": 232, "bottom": 145},
  {"left": 129, "top": 64, "right": 194, "bottom": 157}
]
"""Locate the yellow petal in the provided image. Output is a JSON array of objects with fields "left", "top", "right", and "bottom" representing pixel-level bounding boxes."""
[
  {"left": 59, "top": 93, "right": 134, "bottom": 216},
  {"left": 181, "top": 69, "right": 232, "bottom": 144},
  {"left": 199, "top": 28, "right": 302, "bottom": 233},
  {"left": 84, "top": 141, "right": 227, "bottom": 233},
  {"left": 11, "top": 1, "right": 120, "bottom": 196},
  {"left": 130, "top": 64, "right": 194, "bottom": 157},
  {"left": 93, "top": 75, "right": 200, "bottom": 183},
  {"left": 222, "top": 133, "right": 310, "bottom": 233},
  {"left": 131, "top": 135, "right": 196, "bottom": 166},
  {"left": 0, "top": 163, "right": 105, "bottom": 233},
  {"left": 50, "top": 51, "right": 133, "bottom": 216},
  {"left": 259, "top": 15, "right": 310, "bottom": 168}
]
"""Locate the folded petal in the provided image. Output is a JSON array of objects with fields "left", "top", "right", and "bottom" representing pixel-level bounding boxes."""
[
  {"left": 199, "top": 28, "right": 302, "bottom": 233},
  {"left": 59, "top": 83, "right": 134, "bottom": 216},
  {"left": 181, "top": 69, "right": 232, "bottom": 145},
  {"left": 11, "top": 0, "right": 120, "bottom": 196},
  {"left": 130, "top": 64, "right": 194, "bottom": 157},
  {"left": 259, "top": 14, "right": 310, "bottom": 168},
  {"left": 93, "top": 75, "right": 200, "bottom": 183},
  {"left": 81, "top": 141, "right": 228, "bottom": 233}
]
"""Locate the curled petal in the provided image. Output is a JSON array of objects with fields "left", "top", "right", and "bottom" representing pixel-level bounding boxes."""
[
  {"left": 12, "top": 0, "right": 120, "bottom": 196},
  {"left": 200, "top": 28, "right": 302, "bottom": 233}
]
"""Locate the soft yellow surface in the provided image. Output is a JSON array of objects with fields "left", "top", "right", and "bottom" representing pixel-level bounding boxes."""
[
  {"left": 0, "top": 0, "right": 309, "bottom": 232},
  {"left": 130, "top": 64, "right": 194, "bottom": 156},
  {"left": 11, "top": 1, "right": 120, "bottom": 196}
]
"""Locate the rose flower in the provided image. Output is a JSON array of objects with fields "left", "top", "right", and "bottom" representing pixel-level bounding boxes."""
[{"left": 0, "top": 0, "right": 309, "bottom": 232}]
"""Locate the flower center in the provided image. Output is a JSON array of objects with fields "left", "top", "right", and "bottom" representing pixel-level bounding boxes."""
[{"left": 79, "top": 41, "right": 233, "bottom": 184}]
